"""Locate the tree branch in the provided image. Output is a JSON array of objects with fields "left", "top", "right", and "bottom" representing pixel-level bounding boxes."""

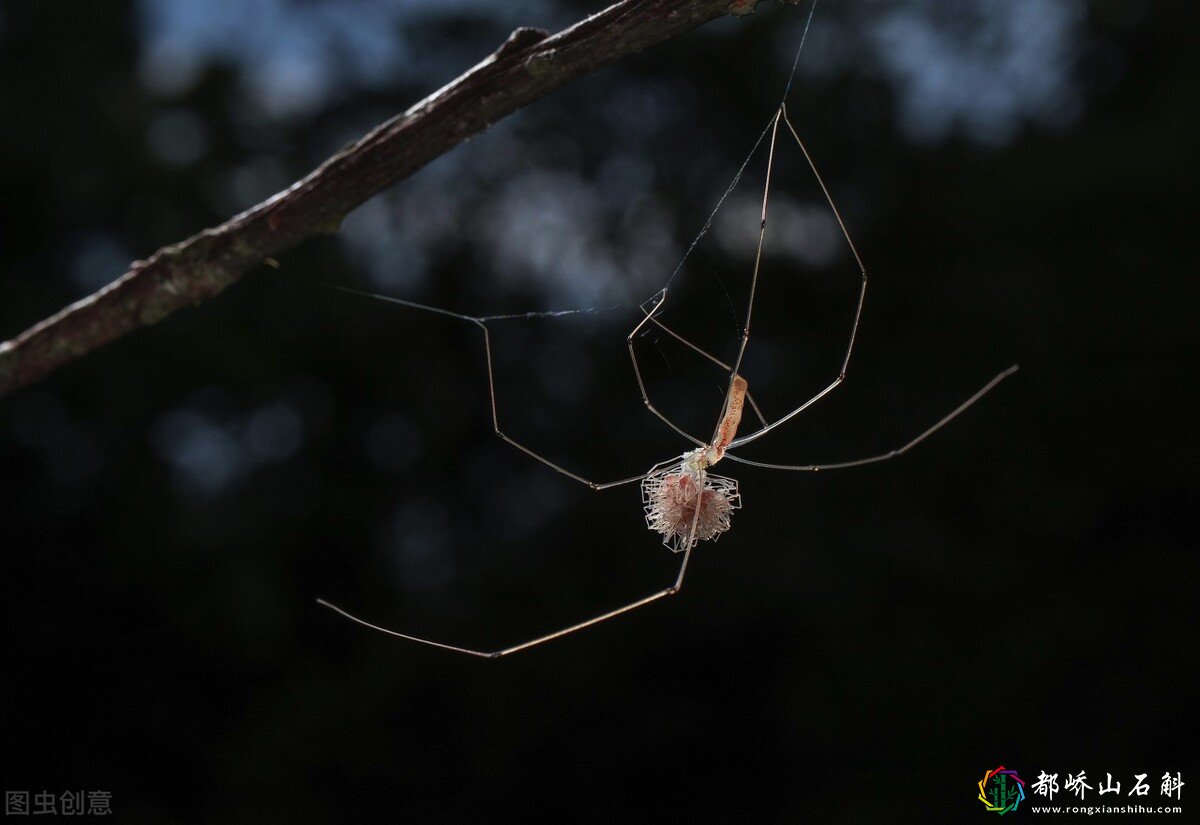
[{"left": 0, "top": 0, "right": 800, "bottom": 399}]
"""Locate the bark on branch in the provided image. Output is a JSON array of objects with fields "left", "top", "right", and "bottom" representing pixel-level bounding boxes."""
[{"left": 0, "top": 0, "right": 799, "bottom": 399}]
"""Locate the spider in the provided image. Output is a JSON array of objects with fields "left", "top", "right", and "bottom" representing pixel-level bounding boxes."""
[{"left": 317, "top": 104, "right": 1018, "bottom": 658}]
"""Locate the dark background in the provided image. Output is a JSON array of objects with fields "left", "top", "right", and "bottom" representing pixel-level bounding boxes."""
[{"left": 1, "top": 0, "right": 1196, "bottom": 821}]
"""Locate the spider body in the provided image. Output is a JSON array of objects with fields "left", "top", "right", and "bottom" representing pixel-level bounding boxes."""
[{"left": 643, "top": 374, "right": 748, "bottom": 551}]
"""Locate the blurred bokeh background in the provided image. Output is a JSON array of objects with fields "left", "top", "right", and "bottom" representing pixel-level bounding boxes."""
[{"left": 1, "top": 0, "right": 1196, "bottom": 821}]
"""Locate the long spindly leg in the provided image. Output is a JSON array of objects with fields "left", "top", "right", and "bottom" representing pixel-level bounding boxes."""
[
  {"left": 316, "top": 464, "right": 704, "bottom": 658},
  {"left": 725, "top": 105, "right": 870, "bottom": 451},
  {"left": 629, "top": 112, "right": 786, "bottom": 447},
  {"left": 627, "top": 293, "right": 770, "bottom": 442},
  {"left": 723, "top": 365, "right": 1018, "bottom": 472},
  {"left": 340, "top": 287, "right": 648, "bottom": 491},
  {"left": 715, "top": 108, "right": 784, "bottom": 446},
  {"left": 644, "top": 314, "right": 770, "bottom": 429},
  {"left": 626, "top": 290, "right": 706, "bottom": 448}
]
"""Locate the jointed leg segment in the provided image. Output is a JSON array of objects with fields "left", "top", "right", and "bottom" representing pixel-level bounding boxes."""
[
  {"left": 338, "top": 288, "right": 651, "bottom": 492},
  {"left": 726, "top": 106, "right": 870, "bottom": 451},
  {"left": 317, "top": 473, "right": 702, "bottom": 658},
  {"left": 724, "top": 364, "right": 1019, "bottom": 472}
]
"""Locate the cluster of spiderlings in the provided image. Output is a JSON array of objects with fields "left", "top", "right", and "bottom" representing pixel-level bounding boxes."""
[{"left": 642, "top": 466, "right": 741, "bottom": 553}]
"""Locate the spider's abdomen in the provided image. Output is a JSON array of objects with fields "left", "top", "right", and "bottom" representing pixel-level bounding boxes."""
[{"left": 642, "top": 465, "right": 742, "bottom": 553}]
